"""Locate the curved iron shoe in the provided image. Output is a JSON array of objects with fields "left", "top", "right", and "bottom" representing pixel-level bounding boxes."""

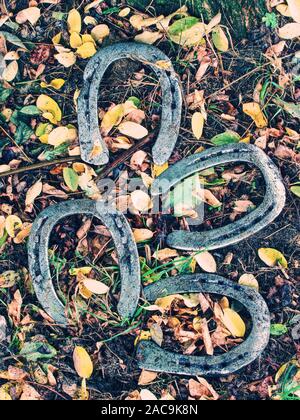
[
  {"left": 137, "top": 274, "right": 270, "bottom": 377},
  {"left": 151, "top": 143, "right": 286, "bottom": 251},
  {"left": 28, "top": 200, "right": 141, "bottom": 326},
  {"left": 78, "top": 42, "right": 182, "bottom": 166}
]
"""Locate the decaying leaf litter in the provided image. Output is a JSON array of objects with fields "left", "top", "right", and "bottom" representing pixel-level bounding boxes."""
[{"left": 0, "top": 0, "right": 299, "bottom": 400}]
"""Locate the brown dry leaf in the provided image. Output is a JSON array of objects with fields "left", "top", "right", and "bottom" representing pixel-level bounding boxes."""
[
  {"left": 195, "top": 56, "right": 211, "bottom": 81},
  {"left": 206, "top": 12, "right": 222, "bottom": 33},
  {"left": 150, "top": 323, "right": 163, "bottom": 346},
  {"left": 118, "top": 121, "right": 148, "bottom": 140},
  {"left": 192, "top": 112, "right": 205, "bottom": 139},
  {"left": 155, "top": 295, "right": 179, "bottom": 310},
  {"left": 91, "top": 25, "right": 110, "bottom": 43},
  {"left": 55, "top": 52, "right": 76, "bottom": 67},
  {"left": 278, "top": 22, "right": 300, "bottom": 39},
  {"left": 2, "top": 60, "right": 18, "bottom": 82},
  {"left": 153, "top": 248, "right": 179, "bottom": 261},
  {"left": 287, "top": 0, "right": 300, "bottom": 22},
  {"left": 194, "top": 251, "right": 217, "bottom": 273},
  {"left": 20, "top": 384, "right": 42, "bottom": 401},
  {"left": 276, "top": 4, "right": 292, "bottom": 17},
  {"left": 25, "top": 180, "right": 43, "bottom": 212},
  {"left": 133, "top": 229, "right": 154, "bottom": 243},
  {"left": 0, "top": 366, "right": 28, "bottom": 382},
  {"left": 8, "top": 290, "right": 22, "bottom": 326},
  {"left": 201, "top": 318, "right": 214, "bottom": 355},
  {"left": 239, "top": 274, "right": 259, "bottom": 291},
  {"left": 16, "top": 7, "right": 41, "bottom": 25},
  {"left": 130, "top": 150, "right": 147, "bottom": 170},
  {"left": 140, "top": 389, "right": 158, "bottom": 400},
  {"left": 42, "top": 184, "right": 68, "bottom": 199},
  {"left": 135, "top": 31, "right": 163, "bottom": 45},
  {"left": 138, "top": 370, "right": 158, "bottom": 385},
  {"left": 243, "top": 102, "right": 268, "bottom": 128},
  {"left": 131, "top": 190, "right": 152, "bottom": 212},
  {"left": 189, "top": 378, "right": 219, "bottom": 400},
  {"left": 81, "top": 278, "right": 109, "bottom": 295}
]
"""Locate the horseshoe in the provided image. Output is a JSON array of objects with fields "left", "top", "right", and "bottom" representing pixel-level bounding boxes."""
[
  {"left": 137, "top": 274, "right": 270, "bottom": 377},
  {"left": 78, "top": 42, "right": 182, "bottom": 166},
  {"left": 28, "top": 200, "right": 141, "bottom": 326},
  {"left": 151, "top": 143, "right": 286, "bottom": 251}
]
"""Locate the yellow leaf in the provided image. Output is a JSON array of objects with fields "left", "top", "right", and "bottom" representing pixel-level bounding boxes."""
[
  {"left": 16, "top": 7, "right": 41, "bottom": 26},
  {"left": 192, "top": 112, "right": 205, "bottom": 140},
  {"left": 239, "top": 274, "right": 259, "bottom": 291},
  {"left": 133, "top": 229, "right": 154, "bottom": 243},
  {"left": 25, "top": 180, "right": 43, "bottom": 210},
  {"left": 54, "top": 52, "right": 76, "bottom": 68},
  {"left": 212, "top": 26, "right": 229, "bottom": 52},
  {"left": 101, "top": 104, "right": 125, "bottom": 135},
  {"left": 194, "top": 251, "right": 217, "bottom": 273},
  {"left": 52, "top": 32, "right": 62, "bottom": 45},
  {"left": 221, "top": 308, "right": 246, "bottom": 338},
  {"left": 134, "top": 31, "right": 162, "bottom": 45},
  {"left": 243, "top": 102, "right": 268, "bottom": 128},
  {"left": 81, "top": 34, "right": 95, "bottom": 44},
  {"left": 130, "top": 15, "right": 144, "bottom": 30},
  {"left": 14, "top": 223, "right": 32, "bottom": 244},
  {"left": 37, "top": 95, "right": 62, "bottom": 125},
  {"left": 2, "top": 60, "right": 18, "bottom": 82},
  {"left": 48, "top": 127, "right": 70, "bottom": 146},
  {"left": 70, "top": 267, "right": 92, "bottom": 276},
  {"left": 81, "top": 279, "right": 109, "bottom": 295},
  {"left": 152, "top": 248, "right": 179, "bottom": 261},
  {"left": 70, "top": 32, "right": 83, "bottom": 49},
  {"left": 84, "top": 16, "right": 97, "bottom": 26},
  {"left": 278, "top": 22, "right": 300, "bottom": 39},
  {"left": 286, "top": 0, "right": 300, "bottom": 23},
  {"left": 68, "top": 9, "right": 82, "bottom": 34},
  {"left": 0, "top": 387, "right": 12, "bottom": 400},
  {"left": 118, "top": 121, "right": 148, "bottom": 139},
  {"left": 91, "top": 24, "right": 110, "bottom": 42},
  {"left": 119, "top": 7, "right": 131, "bottom": 18},
  {"left": 73, "top": 347, "right": 93, "bottom": 379},
  {"left": 84, "top": 0, "right": 103, "bottom": 13},
  {"left": 169, "top": 22, "right": 206, "bottom": 47},
  {"left": 5, "top": 215, "right": 22, "bottom": 238},
  {"left": 41, "top": 79, "right": 65, "bottom": 90},
  {"left": 152, "top": 162, "right": 168, "bottom": 178},
  {"left": 0, "top": 270, "right": 20, "bottom": 288},
  {"left": 258, "top": 248, "right": 288, "bottom": 269},
  {"left": 76, "top": 42, "right": 97, "bottom": 59}
]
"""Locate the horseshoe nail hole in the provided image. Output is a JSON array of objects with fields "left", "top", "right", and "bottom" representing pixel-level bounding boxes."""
[
  {"left": 47, "top": 215, "right": 124, "bottom": 325},
  {"left": 141, "top": 293, "right": 252, "bottom": 357}
]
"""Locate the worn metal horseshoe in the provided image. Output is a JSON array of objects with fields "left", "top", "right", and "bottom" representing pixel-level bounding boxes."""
[
  {"left": 137, "top": 274, "right": 270, "bottom": 376},
  {"left": 151, "top": 143, "right": 286, "bottom": 251},
  {"left": 28, "top": 200, "right": 141, "bottom": 326},
  {"left": 78, "top": 42, "right": 182, "bottom": 166}
]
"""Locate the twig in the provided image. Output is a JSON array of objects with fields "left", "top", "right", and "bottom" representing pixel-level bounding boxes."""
[
  {"left": 96, "top": 135, "right": 153, "bottom": 180},
  {"left": 0, "top": 156, "right": 81, "bottom": 179}
]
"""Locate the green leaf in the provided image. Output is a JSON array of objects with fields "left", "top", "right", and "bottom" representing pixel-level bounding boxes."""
[
  {"left": 211, "top": 130, "right": 241, "bottom": 146},
  {"left": 262, "top": 12, "right": 278, "bottom": 29},
  {"left": 171, "top": 174, "right": 202, "bottom": 217},
  {"left": 15, "top": 121, "right": 33, "bottom": 144},
  {"left": 128, "top": 96, "right": 141, "bottom": 108},
  {"left": 168, "top": 17, "right": 199, "bottom": 36},
  {"left": 19, "top": 342, "right": 57, "bottom": 362},
  {"left": 291, "top": 185, "right": 300, "bottom": 198},
  {"left": 270, "top": 324, "right": 288, "bottom": 337},
  {"left": 63, "top": 168, "right": 79, "bottom": 192},
  {"left": 0, "top": 31, "right": 27, "bottom": 50},
  {"left": 20, "top": 105, "right": 40, "bottom": 116},
  {"left": 0, "top": 85, "right": 13, "bottom": 103}
]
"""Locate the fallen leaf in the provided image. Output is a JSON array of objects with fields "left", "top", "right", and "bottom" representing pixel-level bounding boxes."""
[
  {"left": 84, "top": 0, "right": 104, "bottom": 13},
  {"left": 150, "top": 323, "right": 163, "bottom": 346},
  {"left": 243, "top": 102, "right": 268, "bottom": 128},
  {"left": 73, "top": 346, "right": 93, "bottom": 379},
  {"left": 63, "top": 168, "right": 79, "bottom": 192},
  {"left": 70, "top": 32, "right": 83, "bottom": 49},
  {"left": 68, "top": 9, "right": 82, "bottom": 34},
  {"left": 153, "top": 248, "right": 179, "bottom": 261},
  {"left": 220, "top": 308, "right": 246, "bottom": 338},
  {"left": 0, "top": 270, "right": 21, "bottom": 288},
  {"left": 55, "top": 52, "right": 76, "bottom": 67},
  {"left": 5, "top": 215, "right": 22, "bottom": 238},
  {"left": 194, "top": 251, "right": 217, "bottom": 273},
  {"left": 258, "top": 248, "right": 288, "bottom": 268},
  {"left": 239, "top": 274, "right": 259, "bottom": 291},
  {"left": 278, "top": 22, "right": 300, "bottom": 39},
  {"left": 192, "top": 112, "right": 205, "bottom": 140},
  {"left": 287, "top": 0, "right": 300, "bottom": 22},
  {"left": 212, "top": 26, "right": 229, "bottom": 52},
  {"left": 25, "top": 180, "right": 43, "bottom": 212},
  {"left": 77, "top": 42, "right": 97, "bottom": 59},
  {"left": 2, "top": 60, "right": 18, "bottom": 82},
  {"left": 135, "top": 31, "right": 163, "bottom": 45},
  {"left": 131, "top": 190, "right": 152, "bottom": 212},
  {"left": 140, "top": 389, "right": 158, "bottom": 400},
  {"left": 291, "top": 185, "right": 300, "bottom": 198},
  {"left": 133, "top": 229, "right": 154, "bottom": 243},
  {"left": 91, "top": 25, "right": 110, "bottom": 42},
  {"left": 138, "top": 370, "right": 158, "bottom": 385},
  {"left": 8, "top": 290, "right": 22, "bottom": 326},
  {"left": 0, "top": 387, "right": 12, "bottom": 400},
  {"left": 276, "top": 4, "right": 292, "bottom": 17},
  {"left": 201, "top": 318, "right": 214, "bottom": 355},
  {"left": 211, "top": 130, "right": 240, "bottom": 146},
  {"left": 20, "top": 384, "right": 42, "bottom": 401},
  {"left": 101, "top": 104, "right": 125, "bottom": 135},
  {"left": 37, "top": 94, "right": 62, "bottom": 124},
  {"left": 41, "top": 78, "right": 65, "bottom": 90},
  {"left": 118, "top": 121, "right": 148, "bottom": 139},
  {"left": 16, "top": 7, "right": 41, "bottom": 26},
  {"left": 81, "top": 279, "right": 109, "bottom": 295}
]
